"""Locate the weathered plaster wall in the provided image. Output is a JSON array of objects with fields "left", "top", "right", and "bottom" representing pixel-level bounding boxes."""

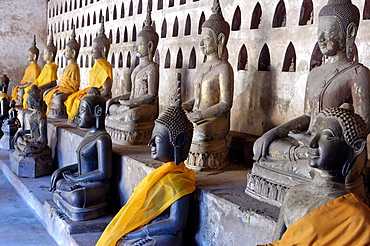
[{"left": 0, "top": 0, "right": 47, "bottom": 87}]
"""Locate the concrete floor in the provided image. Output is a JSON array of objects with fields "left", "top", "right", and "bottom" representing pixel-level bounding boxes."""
[{"left": 0, "top": 171, "right": 57, "bottom": 246}]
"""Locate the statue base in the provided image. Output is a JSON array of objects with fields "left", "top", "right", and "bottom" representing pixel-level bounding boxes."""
[
  {"left": 53, "top": 192, "right": 108, "bottom": 221},
  {"left": 10, "top": 147, "right": 54, "bottom": 178},
  {"left": 0, "top": 124, "right": 18, "bottom": 150},
  {"left": 185, "top": 138, "right": 229, "bottom": 170},
  {"left": 47, "top": 106, "right": 68, "bottom": 119},
  {"left": 245, "top": 161, "right": 311, "bottom": 207},
  {"left": 105, "top": 119, "right": 154, "bottom": 145}
]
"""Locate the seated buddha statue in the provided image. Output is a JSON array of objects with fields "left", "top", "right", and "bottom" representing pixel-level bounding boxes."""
[
  {"left": 0, "top": 100, "right": 21, "bottom": 150},
  {"left": 182, "top": 0, "right": 233, "bottom": 170},
  {"left": 44, "top": 26, "right": 80, "bottom": 118},
  {"left": 106, "top": 8, "right": 159, "bottom": 145},
  {"left": 265, "top": 106, "right": 370, "bottom": 245},
  {"left": 11, "top": 36, "right": 41, "bottom": 106},
  {"left": 64, "top": 20, "right": 112, "bottom": 122},
  {"left": 0, "top": 75, "right": 10, "bottom": 123},
  {"left": 96, "top": 79, "right": 195, "bottom": 246},
  {"left": 23, "top": 32, "right": 58, "bottom": 109},
  {"left": 50, "top": 88, "right": 112, "bottom": 221},
  {"left": 247, "top": 0, "right": 370, "bottom": 206}
]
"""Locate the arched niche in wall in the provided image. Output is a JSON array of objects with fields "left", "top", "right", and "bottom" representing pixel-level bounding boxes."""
[
  {"left": 282, "top": 42, "right": 296, "bottom": 72},
  {"left": 56, "top": 57, "right": 60, "bottom": 67},
  {"left": 154, "top": 50, "right": 160, "bottom": 65},
  {"left": 299, "top": 0, "right": 313, "bottom": 25},
  {"left": 85, "top": 55, "right": 89, "bottom": 68},
  {"left": 74, "top": 0, "right": 77, "bottom": 9},
  {"left": 58, "top": 22, "right": 60, "bottom": 32},
  {"left": 152, "top": 21, "right": 156, "bottom": 31},
  {"left": 124, "top": 27, "right": 128, "bottom": 42},
  {"left": 80, "top": 56, "right": 83, "bottom": 68},
  {"left": 82, "top": 15, "right": 85, "bottom": 27},
  {"left": 132, "top": 25, "right": 137, "bottom": 41},
  {"left": 251, "top": 2, "right": 262, "bottom": 29},
  {"left": 49, "top": 8, "right": 51, "bottom": 18},
  {"left": 87, "top": 13, "right": 91, "bottom": 26},
  {"left": 71, "top": 19, "right": 74, "bottom": 30},
  {"left": 91, "top": 56, "right": 94, "bottom": 67},
  {"left": 52, "top": 6, "right": 54, "bottom": 17},
  {"left": 198, "top": 12, "right": 205, "bottom": 34},
  {"left": 78, "top": 36, "right": 81, "bottom": 46},
  {"left": 66, "top": 20, "right": 70, "bottom": 31},
  {"left": 56, "top": 4, "right": 59, "bottom": 15},
  {"left": 116, "top": 28, "right": 120, "bottom": 43},
  {"left": 118, "top": 52, "right": 123, "bottom": 67},
  {"left": 147, "top": 0, "right": 152, "bottom": 11},
  {"left": 137, "top": 0, "right": 142, "bottom": 14},
  {"left": 129, "top": 0, "right": 133, "bottom": 16},
  {"left": 185, "top": 14, "right": 191, "bottom": 36},
  {"left": 60, "top": 3, "right": 63, "bottom": 14},
  {"left": 111, "top": 53, "right": 116, "bottom": 68},
  {"left": 272, "top": 0, "right": 286, "bottom": 28},
  {"left": 164, "top": 49, "right": 171, "bottom": 68},
  {"left": 188, "top": 47, "right": 196, "bottom": 69},
  {"left": 237, "top": 44, "right": 248, "bottom": 71},
  {"left": 258, "top": 44, "right": 271, "bottom": 71},
  {"left": 64, "top": 1, "right": 67, "bottom": 13},
  {"left": 173, "top": 17, "right": 179, "bottom": 37},
  {"left": 99, "top": 9, "right": 103, "bottom": 22},
  {"left": 364, "top": 0, "right": 370, "bottom": 19},
  {"left": 169, "top": 0, "right": 174, "bottom": 7},
  {"left": 106, "top": 7, "right": 109, "bottom": 21},
  {"left": 309, "top": 42, "right": 323, "bottom": 71},
  {"left": 109, "top": 29, "right": 113, "bottom": 43},
  {"left": 62, "top": 21, "right": 65, "bottom": 32},
  {"left": 79, "top": 0, "right": 82, "bottom": 8},
  {"left": 121, "top": 2, "right": 125, "bottom": 18},
  {"left": 161, "top": 18, "right": 167, "bottom": 38},
  {"left": 89, "top": 34, "right": 92, "bottom": 46},
  {"left": 126, "top": 52, "right": 131, "bottom": 68},
  {"left": 176, "top": 48, "right": 183, "bottom": 68},
  {"left": 83, "top": 34, "right": 87, "bottom": 47},
  {"left": 93, "top": 12, "right": 96, "bottom": 24},
  {"left": 70, "top": 0, "right": 72, "bottom": 11},
  {"left": 232, "top": 6, "right": 241, "bottom": 31},
  {"left": 158, "top": 0, "right": 163, "bottom": 10},
  {"left": 113, "top": 5, "right": 117, "bottom": 20},
  {"left": 180, "top": 0, "right": 186, "bottom": 5},
  {"left": 135, "top": 56, "right": 139, "bottom": 67}
]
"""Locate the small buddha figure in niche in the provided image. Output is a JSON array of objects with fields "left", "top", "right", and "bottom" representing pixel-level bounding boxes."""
[
  {"left": 96, "top": 78, "right": 195, "bottom": 246},
  {"left": 182, "top": 0, "right": 233, "bottom": 169},
  {"left": 0, "top": 100, "right": 21, "bottom": 150},
  {"left": 250, "top": 0, "right": 370, "bottom": 205},
  {"left": 264, "top": 106, "right": 370, "bottom": 245},
  {"left": 11, "top": 36, "right": 41, "bottom": 106},
  {"left": 44, "top": 26, "right": 80, "bottom": 118},
  {"left": 0, "top": 75, "right": 10, "bottom": 124},
  {"left": 50, "top": 88, "right": 112, "bottom": 221},
  {"left": 23, "top": 32, "right": 58, "bottom": 109},
  {"left": 64, "top": 19, "right": 112, "bottom": 122},
  {"left": 106, "top": 8, "right": 159, "bottom": 145}
]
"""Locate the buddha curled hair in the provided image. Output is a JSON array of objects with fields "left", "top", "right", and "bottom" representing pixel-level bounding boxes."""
[
  {"left": 138, "top": 7, "right": 159, "bottom": 53},
  {"left": 67, "top": 25, "right": 80, "bottom": 57},
  {"left": 320, "top": 104, "right": 367, "bottom": 148},
  {"left": 319, "top": 0, "right": 360, "bottom": 33},
  {"left": 29, "top": 36, "right": 39, "bottom": 60}
]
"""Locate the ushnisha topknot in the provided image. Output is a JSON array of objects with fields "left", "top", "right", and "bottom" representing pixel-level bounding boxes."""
[
  {"left": 138, "top": 6, "right": 159, "bottom": 54},
  {"left": 319, "top": 0, "right": 360, "bottom": 33},
  {"left": 29, "top": 35, "right": 39, "bottom": 60},
  {"left": 67, "top": 25, "right": 80, "bottom": 56},
  {"left": 155, "top": 74, "right": 193, "bottom": 160},
  {"left": 46, "top": 30, "right": 57, "bottom": 57},
  {"left": 319, "top": 104, "right": 368, "bottom": 148},
  {"left": 93, "top": 18, "right": 110, "bottom": 57}
]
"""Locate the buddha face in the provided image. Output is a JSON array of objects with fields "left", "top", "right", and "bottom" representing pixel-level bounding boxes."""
[
  {"left": 64, "top": 46, "right": 74, "bottom": 60},
  {"left": 149, "top": 123, "right": 174, "bottom": 163},
  {"left": 43, "top": 50, "right": 53, "bottom": 63},
  {"left": 92, "top": 42, "right": 103, "bottom": 59},
  {"left": 135, "top": 36, "right": 148, "bottom": 58},
  {"left": 200, "top": 28, "right": 218, "bottom": 56},
  {"left": 308, "top": 116, "right": 351, "bottom": 173},
  {"left": 75, "top": 100, "right": 94, "bottom": 128},
  {"left": 317, "top": 16, "right": 345, "bottom": 57}
]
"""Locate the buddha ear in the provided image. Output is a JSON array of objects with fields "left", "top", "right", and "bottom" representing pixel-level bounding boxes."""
[
  {"left": 346, "top": 22, "right": 357, "bottom": 59},
  {"left": 342, "top": 139, "right": 366, "bottom": 176},
  {"left": 103, "top": 46, "right": 107, "bottom": 58},
  {"left": 32, "top": 53, "right": 37, "bottom": 62},
  {"left": 217, "top": 33, "right": 225, "bottom": 45},
  {"left": 72, "top": 49, "right": 76, "bottom": 58},
  {"left": 147, "top": 41, "right": 154, "bottom": 60},
  {"left": 94, "top": 105, "right": 103, "bottom": 117},
  {"left": 217, "top": 33, "right": 226, "bottom": 59},
  {"left": 175, "top": 132, "right": 186, "bottom": 149}
]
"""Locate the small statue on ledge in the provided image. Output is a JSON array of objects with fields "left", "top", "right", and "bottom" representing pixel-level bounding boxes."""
[
  {"left": 182, "top": 0, "right": 234, "bottom": 170},
  {"left": 0, "top": 75, "right": 10, "bottom": 124},
  {"left": 263, "top": 106, "right": 370, "bottom": 245},
  {"left": 0, "top": 100, "right": 21, "bottom": 150},
  {"left": 11, "top": 36, "right": 41, "bottom": 106},
  {"left": 96, "top": 76, "right": 195, "bottom": 246},
  {"left": 44, "top": 25, "right": 80, "bottom": 118},
  {"left": 11, "top": 85, "right": 53, "bottom": 178},
  {"left": 50, "top": 87, "right": 112, "bottom": 221},
  {"left": 105, "top": 7, "right": 159, "bottom": 145}
]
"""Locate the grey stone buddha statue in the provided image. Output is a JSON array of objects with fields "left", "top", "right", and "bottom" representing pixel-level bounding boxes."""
[
  {"left": 106, "top": 7, "right": 159, "bottom": 145},
  {"left": 0, "top": 100, "right": 21, "bottom": 150},
  {"left": 0, "top": 75, "right": 10, "bottom": 123},
  {"left": 182, "top": 0, "right": 234, "bottom": 170},
  {"left": 247, "top": 0, "right": 370, "bottom": 206},
  {"left": 50, "top": 88, "right": 112, "bottom": 221}
]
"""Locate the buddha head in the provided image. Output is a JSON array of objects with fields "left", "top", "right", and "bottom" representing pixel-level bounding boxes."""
[
  {"left": 0, "top": 74, "right": 9, "bottom": 94},
  {"left": 75, "top": 87, "right": 106, "bottom": 129},
  {"left": 318, "top": 0, "right": 360, "bottom": 59},
  {"left": 44, "top": 31, "right": 57, "bottom": 63},
  {"left": 201, "top": 0, "right": 230, "bottom": 59},
  {"left": 65, "top": 25, "right": 80, "bottom": 61},
  {"left": 92, "top": 19, "right": 110, "bottom": 60},
  {"left": 28, "top": 36, "right": 39, "bottom": 63},
  {"left": 27, "top": 85, "right": 43, "bottom": 110},
  {"left": 149, "top": 76, "right": 193, "bottom": 165},
  {"left": 309, "top": 105, "right": 367, "bottom": 179},
  {"left": 136, "top": 7, "right": 159, "bottom": 61}
]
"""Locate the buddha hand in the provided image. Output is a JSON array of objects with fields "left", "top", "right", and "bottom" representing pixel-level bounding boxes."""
[{"left": 253, "top": 128, "right": 278, "bottom": 162}]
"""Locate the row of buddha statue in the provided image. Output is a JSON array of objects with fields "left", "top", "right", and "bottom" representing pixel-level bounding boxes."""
[{"left": 3, "top": 0, "right": 370, "bottom": 245}]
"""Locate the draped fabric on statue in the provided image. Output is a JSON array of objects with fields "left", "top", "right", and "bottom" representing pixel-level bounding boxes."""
[
  {"left": 96, "top": 161, "right": 196, "bottom": 246},
  {"left": 44, "top": 62, "right": 80, "bottom": 114},
  {"left": 23, "top": 62, "right": 58, "bottom": 108},
  {"left": 261, "top": 193, "right": 370, "bottom": 246},
  {"left": 64, "top": 59, "right": 112, "bottom": 120},
  {"left": 11, "top": 63, "right": 41, "bottom": 101}
]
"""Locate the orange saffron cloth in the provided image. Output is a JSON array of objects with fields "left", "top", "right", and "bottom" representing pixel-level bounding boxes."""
[
  {"left": 23, "top": 62, "right": 58, "bottom": 109},
  {"left": 64, "top": 59, "right": 112, "bottom": 120},
  {"left": 96, "top": 161, "right": 196, "bottom": 246},
  {"left": 11, "top": 63, "right": 41, "bottom": 101},
  {"left": 261, "top": 193, "right": 370, "bottom": 246},
  {"left": 44, "top": 62, "right": 80, "bottom": 114}
]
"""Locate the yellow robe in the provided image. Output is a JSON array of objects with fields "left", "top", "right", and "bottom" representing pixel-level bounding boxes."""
[
  {"left": 44, "top": 62, "right": 80, "bottom": 114},
  {"left": 96, "top": 162, "right": 196, "bottom": 246},
  {"left": 64, "top": 59, "right": 112, "bottom": 120},
  {"left": 23, "top": 62, "right": 58, "bottom": 109},
  {"left": 262, "top": 193, "right": 370, "bottom": 246},
  {"left": 11, "top": 63, "right": 41, "bottom": 101}
]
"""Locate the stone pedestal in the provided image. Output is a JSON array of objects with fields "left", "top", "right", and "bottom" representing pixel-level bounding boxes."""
[
  {"left": 0, "top": 123, "right": 18, "bottom": 150},
  {"left": 105, "top": 119, "right": 154, "bottom": 145},
  {"left": 10, "top": 147, "right": 54, "bottom": 178},
  {"left": 185, "top": 138, "right": 229, "bottom": 170},
  {"left": 47, "top": 105, "right": 68, "bottom": 119}
]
